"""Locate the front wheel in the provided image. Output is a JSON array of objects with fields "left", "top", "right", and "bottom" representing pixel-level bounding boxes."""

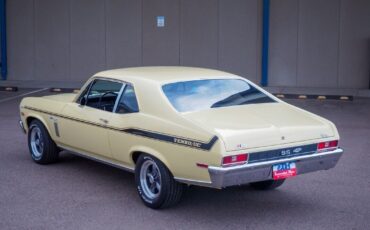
[
  {"left": 135, "top": 154, "right": 184, "bottom": 209},
  {"left": 250, "top": 179, "right": 285, "bottom": 190},
  {"left": 28, "top": 120, "right": 59, "bottom": 164}
]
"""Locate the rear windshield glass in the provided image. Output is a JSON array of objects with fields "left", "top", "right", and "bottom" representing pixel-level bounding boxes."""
[{"left": 162, "top": 79, "right": 275, "bottom": 112}]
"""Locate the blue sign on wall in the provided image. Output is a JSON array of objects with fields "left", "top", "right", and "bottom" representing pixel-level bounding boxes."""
[{"left": 157, "top": 16, "right": 165, "bottom": 27}]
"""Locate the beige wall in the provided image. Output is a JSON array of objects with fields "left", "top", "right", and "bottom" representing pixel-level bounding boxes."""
[
  {"left": 269, "top": 0, "right": 370, "bottom": 89},
  {"left": 6, "top": 0, "right": 370, "bottom": 89}
]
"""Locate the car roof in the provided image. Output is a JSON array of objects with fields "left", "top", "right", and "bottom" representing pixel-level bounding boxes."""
[{"left": 94, "top": 66, "right": 241, "bottom": 84}]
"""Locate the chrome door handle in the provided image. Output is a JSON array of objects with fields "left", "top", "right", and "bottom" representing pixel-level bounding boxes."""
[{"left": 99, "top": 118, "right": 109, "bottom": 124}]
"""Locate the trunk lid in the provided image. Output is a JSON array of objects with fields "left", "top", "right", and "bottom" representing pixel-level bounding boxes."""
[{"left": 183, "top": 103, "right": 334, "bottom": 151}]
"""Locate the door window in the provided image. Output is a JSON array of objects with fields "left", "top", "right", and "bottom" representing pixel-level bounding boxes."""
[{"left": 81, "top": 79, "right": 124, "bottom": 112}]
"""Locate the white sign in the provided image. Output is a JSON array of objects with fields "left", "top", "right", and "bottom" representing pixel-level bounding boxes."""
[{"left": 157, "top": 16, "right": 165, "bottom": 27}]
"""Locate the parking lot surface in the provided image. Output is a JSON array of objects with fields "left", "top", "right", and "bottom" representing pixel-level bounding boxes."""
[{"left": 0, "top": 89, "right": 369, "bottom": 230}]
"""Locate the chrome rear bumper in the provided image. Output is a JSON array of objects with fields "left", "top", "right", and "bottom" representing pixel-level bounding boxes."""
[{"left": 208, "top": 148, "right": 343, "bottom": 189}]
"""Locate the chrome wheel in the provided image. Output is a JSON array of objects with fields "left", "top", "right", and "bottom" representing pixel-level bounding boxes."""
[
  {"left": 135, "top": 154, "right": 184, "bottom": 209},
  {"left": 30, "top": 127, "right": 44, "bottom": 159},
  {"left": 140, "top": 159, "right": 162, "bottom": 199}
]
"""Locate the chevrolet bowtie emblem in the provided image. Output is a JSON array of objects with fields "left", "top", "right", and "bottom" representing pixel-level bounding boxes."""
[{"left": 293, "top": 147, "right": 302, "bottom": 153}]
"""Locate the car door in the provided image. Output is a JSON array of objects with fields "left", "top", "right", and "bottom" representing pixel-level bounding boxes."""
[
  {"left": 108, "top": 84, "right": 140, "bottom": 165},
  {"left": 58, "top": 78, "right": 124, "bottom": 158}
]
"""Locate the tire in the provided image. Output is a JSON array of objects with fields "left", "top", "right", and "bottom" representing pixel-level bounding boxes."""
[
  {"left": 27, "top": 119, "right": 59, "bottom": 164},
  {"left": 250, "top": 179, "right": 285, "bottom": 190},
  {"left": 135, "top": 154, "right": 184, "bottom": 209}
]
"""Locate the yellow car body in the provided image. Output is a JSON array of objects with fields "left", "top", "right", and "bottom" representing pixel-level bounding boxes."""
[{"left": 19, "top": 67, "right": 343, "bottom": 189}]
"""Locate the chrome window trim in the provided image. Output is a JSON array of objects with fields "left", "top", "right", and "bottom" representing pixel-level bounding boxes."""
[
  {"left": 113, "top": 83, "right": 140, "bottom": 114},
  {"left": 76, "top": 77, "right": 138, "bottom": 114},
  {"left": 84, "top": 78, "right": 124, "bottom": 111},
  {"left": 75, "top": 76, "right": 142, "bottom": 113},
  {"left": 85, "top": 76, "right": 141, "bottom": 114},
  {"left": 83, "top": 79, "right": 98, "bottom": 106},
  {"left": 76, "top": 80, "right": 94, "bottom": 104},
  {"left": 75, "top": 76, "right": 129, "bottom": 104},
  {"left": 112, "top": 84, "right": 127, "bottom": 113}
]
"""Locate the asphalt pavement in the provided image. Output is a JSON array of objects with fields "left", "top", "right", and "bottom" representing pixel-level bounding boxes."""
[{"left": 0, "top": 89, "right": 369, "bottom": 230}]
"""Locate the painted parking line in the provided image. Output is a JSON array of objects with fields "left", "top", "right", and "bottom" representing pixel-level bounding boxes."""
[{"left": 0, "top": 88, "right": 49, "bottom": 104}]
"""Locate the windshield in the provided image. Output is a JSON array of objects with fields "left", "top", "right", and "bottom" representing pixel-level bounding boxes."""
[{"left": 162, "top": 79, "right": 276, "bottom": 112}]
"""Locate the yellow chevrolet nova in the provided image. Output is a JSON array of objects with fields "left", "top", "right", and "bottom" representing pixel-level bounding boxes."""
[{"left": 19, "top": 67, "right": 343, "bottom": 209}]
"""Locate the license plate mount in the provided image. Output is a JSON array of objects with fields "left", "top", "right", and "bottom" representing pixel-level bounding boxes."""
[{"left": 272, "top": 162, "right": 297, "bottom": 180}]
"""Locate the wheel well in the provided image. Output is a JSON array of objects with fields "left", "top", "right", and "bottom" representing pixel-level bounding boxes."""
[
  {"left": 26, "top": 116, "right": 37, "bottom": 128},
  {"left": 132, "top": 151, "right": 144, "bottom": 164},
  {"left": 131, "top": 151, "right": 175, "bottom": 178}
]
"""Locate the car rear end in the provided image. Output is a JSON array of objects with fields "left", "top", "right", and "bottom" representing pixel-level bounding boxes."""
[
  {"left": 208, "top": 139, "right": 343, "bottom": 188},
  {"left": 161, "top": 76, "right": 344, "bottom": 189},
  {"left": 184, "top": 104, "right": 344, "bottom": 188}
]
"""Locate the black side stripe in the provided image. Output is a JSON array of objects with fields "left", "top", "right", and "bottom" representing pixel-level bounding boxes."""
[
  {"left": 124, "top": 128, "right": 218, "bottom": 151},
  {"left": 24, "top": 106, "right": 218, "bottom": 151}
]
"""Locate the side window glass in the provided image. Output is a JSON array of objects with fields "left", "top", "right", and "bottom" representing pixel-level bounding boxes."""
[
  {"left": 116, "top": 85, "right": 139, "bottom": 114},
  {"left": 78, "top": 81, "right": 93, "bottom": 104},
  {"left": 85, "top": 79, "right": 123, "bottom": 112}
]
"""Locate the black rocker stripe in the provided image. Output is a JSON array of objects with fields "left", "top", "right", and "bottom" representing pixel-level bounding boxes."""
[{"left": 23, "top": 106, "right": 218, "bottom": 151}]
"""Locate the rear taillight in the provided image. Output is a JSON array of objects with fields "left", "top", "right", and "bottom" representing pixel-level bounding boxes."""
[
  {"left": 222, "top": 154, "right": 248, "bottom": 167},
  {"left": 317, "top": 140, "right": 338, "bottom": 152}
]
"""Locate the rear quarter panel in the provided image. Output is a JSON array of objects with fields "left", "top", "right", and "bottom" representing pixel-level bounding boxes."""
[{"left": 108, "top": 112, "right": 223, "bottom": 183}]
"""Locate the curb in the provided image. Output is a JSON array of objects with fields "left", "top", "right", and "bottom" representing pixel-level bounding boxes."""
[
  {"left": 0, "top": 86, "right": 18, "bottom": 92},
  {"left": 50, "top": 88, "right": 80, "bottom": 93},
  {"left": 274, "top": 94, "right": 353, "bottom": 101}
]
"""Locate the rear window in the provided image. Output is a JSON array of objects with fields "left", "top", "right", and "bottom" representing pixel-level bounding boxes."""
[{"left": 162, "top": 79, "right": 275, "bottom": 112}]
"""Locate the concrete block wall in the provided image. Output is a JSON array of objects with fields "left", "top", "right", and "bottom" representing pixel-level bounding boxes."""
[
  {"left": 269, "top": 0, "right": 370, "bottom": 89},
  {"left": 5, "top": 0, "right": 370, "bottom": 89}
]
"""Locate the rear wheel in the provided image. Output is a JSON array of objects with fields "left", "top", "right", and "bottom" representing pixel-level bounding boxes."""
[
  {"left": 250, "top": 179, "right": 285, "bottom": 190},
  {"left": 28, "top": 120, "right": 59, "bottom": 164},
  {"left": 135, "top": 154, "right": 184, "bottom": 209}
]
